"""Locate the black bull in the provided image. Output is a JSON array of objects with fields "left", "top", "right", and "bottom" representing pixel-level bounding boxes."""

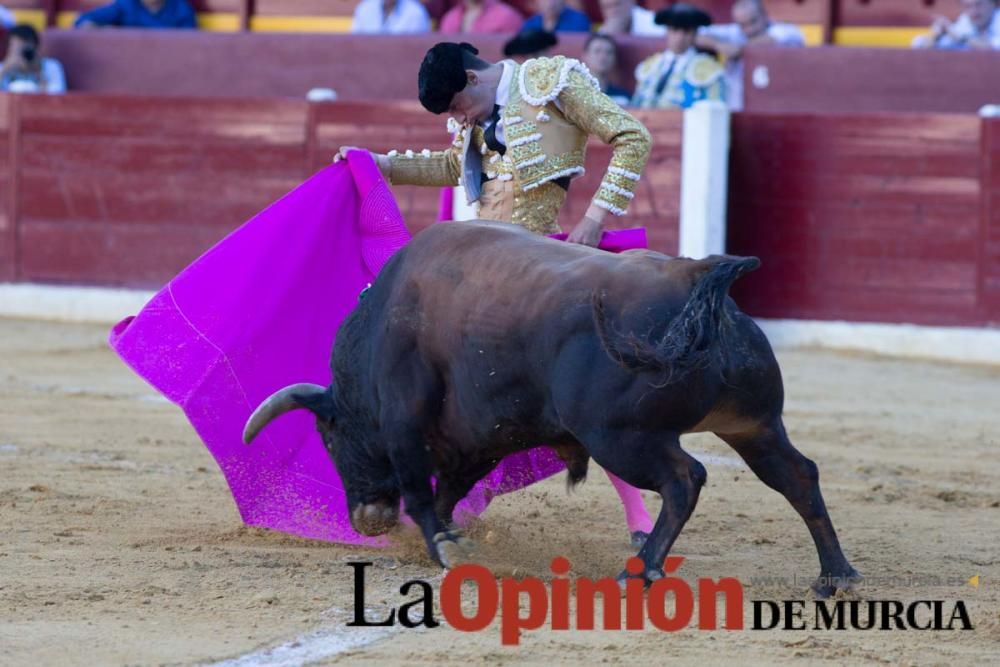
[{"left": 244, "top": 221, "right": 859, "bottom": 595}]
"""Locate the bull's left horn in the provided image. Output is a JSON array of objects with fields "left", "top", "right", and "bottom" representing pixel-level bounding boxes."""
[{"left": 243, "top": 383, "right": 326, "bottom": 444}]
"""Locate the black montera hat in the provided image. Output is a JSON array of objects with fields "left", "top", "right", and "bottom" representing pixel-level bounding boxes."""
[
  {"left": 654, "top": 3, "right": 712, "bottom": 30},
  {"left": 418, "top": 42, "right": 479, "bottom": 115},
  {"left": 502, "top": 29, "right": 558, "bottom": 57}
]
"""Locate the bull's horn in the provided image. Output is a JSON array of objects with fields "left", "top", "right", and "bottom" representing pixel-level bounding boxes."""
[{"left": 243, "top": 383, "right": 326, "bottom": 444}]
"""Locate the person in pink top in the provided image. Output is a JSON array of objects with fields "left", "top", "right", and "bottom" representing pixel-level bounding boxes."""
[{"left": 439, "top": 0, "right": 524, "bottom": 34}]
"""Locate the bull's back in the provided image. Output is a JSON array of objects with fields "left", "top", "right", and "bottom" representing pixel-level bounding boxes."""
[
  {"left": 388, "top": 225, "right": 610, "bottom": 344},
  {"left": 358, "top": 221, "right": 772, "bottom": 441},
  {"left": 391, "top": 221, "right": 691, "bottom": 318},
  {"left": 375, "top": 224, "right": 712, "bottom": 389}
]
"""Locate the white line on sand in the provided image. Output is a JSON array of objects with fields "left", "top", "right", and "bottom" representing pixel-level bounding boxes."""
[
  {"left": 206, "top": 625, "right": 403, "bottom": 667},
  {"left": 205, "top": 597, "right": 440, "bottom": 667}
]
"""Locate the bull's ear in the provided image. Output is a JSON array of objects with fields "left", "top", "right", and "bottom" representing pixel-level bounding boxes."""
[{"left": 293, "top": 391, "right": 336, "bottom": 425}]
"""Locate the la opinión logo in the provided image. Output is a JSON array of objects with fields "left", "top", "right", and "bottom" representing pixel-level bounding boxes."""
[
  {"left": 350, "top": 555, "right": 739, "bottom": 644},
  {"left": 346, "top": 557, "right": 974, "bottom": 645}
]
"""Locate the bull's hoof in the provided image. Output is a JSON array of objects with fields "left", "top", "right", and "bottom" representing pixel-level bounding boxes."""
[
  {"left": 433, "top": 531, "right": 475, "bottom": 569},
  {"left": 616, "top": 567, "right": 666, "bottom": 596},
  {"left": 811, "top": 567, "right": 863, "bottom": 599},
  {"left": 351, "top": 502, "right": 400, "bottom": 536},
  {"left": 630, "top": 531, "right": 650, "bottom": 549}
]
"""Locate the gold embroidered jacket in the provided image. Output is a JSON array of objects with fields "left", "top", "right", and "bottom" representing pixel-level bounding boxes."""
[{"left": 386, "top": 56, "right": 652, "bottom": 235}]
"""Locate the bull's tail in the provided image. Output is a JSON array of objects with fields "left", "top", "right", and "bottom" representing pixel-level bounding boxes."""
[{"left": 593, "top": 256, "right": 760, "bottom": 383}]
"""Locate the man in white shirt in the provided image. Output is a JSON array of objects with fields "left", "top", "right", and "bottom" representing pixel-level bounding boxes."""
[
  {"left": 695, "top": 0, "right": 804, "bottom": 111},
  {"left": 913, "top": 0, "right": 1000, "bottom": 50},
  {"left": 0, "top": 24, "right": 67, "bottom": 94},
  {"left": 351, "top": 0, "right": 431, "bottom": 34},
  {"left": 597, "top": 0, "right": 666, "bottom": 37}
]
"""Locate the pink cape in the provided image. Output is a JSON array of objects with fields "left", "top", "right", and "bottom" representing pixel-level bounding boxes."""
[{"left": 109, "top": 152, "right": 645, "bottom": 544}]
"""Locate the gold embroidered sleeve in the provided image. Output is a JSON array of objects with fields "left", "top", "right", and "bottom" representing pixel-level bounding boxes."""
[
  {"left": 558, "top": 70, "right": 652, "bottom": 215},
  {"left": 386, "top": 134, "right": 462, "bottom": 187}
]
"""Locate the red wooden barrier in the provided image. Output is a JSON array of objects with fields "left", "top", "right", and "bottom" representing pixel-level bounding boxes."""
[
  {"left": 15, "top": 94, "right": 309, "bottom": 286},
  {"left": 0, "top": 96, "right": 15, "bottom": 281},
  {"left": 2, "top": 93, "right": 681, "bottom": 288},
  {"left": 3, "top": 91, "right": 998, "bottom": 327},
  {"left": 727, "top": 112, "right": 996, "bottom": 327},
  {"left": 981, "top": 118, "right": 1000, "bottom": 321}
]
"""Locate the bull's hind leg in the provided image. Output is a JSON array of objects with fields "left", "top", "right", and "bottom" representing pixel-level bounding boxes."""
[
  {"left": 587, "top": 433, "right": 706, "bottom": 585},
  {"left": 718, "top": 420, "right": 860, "bottom": 598}
]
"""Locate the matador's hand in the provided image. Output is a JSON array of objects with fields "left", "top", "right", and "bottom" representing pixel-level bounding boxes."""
[
  {"left": 333, "top": 146, "right": 365, "bottom": 163},
  {"left": 567, "top": 216, "right": 604, "bottom": 247},
  {"left": 333, "top": 146, "right": 391, "bottom": 178}
]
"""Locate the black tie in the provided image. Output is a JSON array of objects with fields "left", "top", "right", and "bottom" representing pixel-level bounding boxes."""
[
  {"left": 653, "top": 58, "right": 678, "bottom": 100},
  {"left": 483, "top": 104, "right": 505, "bottom": 155}
]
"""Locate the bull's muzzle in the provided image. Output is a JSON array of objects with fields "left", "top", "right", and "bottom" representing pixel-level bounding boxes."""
[{"left": 350, "top": 501, "right": 400, "bottom": 536}]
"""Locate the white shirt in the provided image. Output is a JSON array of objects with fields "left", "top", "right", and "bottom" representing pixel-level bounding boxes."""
[
  {"left": 913, "top": 9, "right": 1000, "bottom": 49},
  {"left": 488, "top": 60, "right": 514, "bottom": 143},
  {"left": 630, "top": 6, "right": 666, "bottom": 37},
  {"left": 0, "top": 58, "right": 67, "bottom": 94},
  {"left": 351, "top": 0, "right": 430, "bottom": 34},
  {"left": 698, "top": 21, "right": 804, "bottom": 110}
]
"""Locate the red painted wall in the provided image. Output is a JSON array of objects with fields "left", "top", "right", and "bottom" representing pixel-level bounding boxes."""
[
  {"left": 1, "top": 93, "right": 681, "bottom": 288},
  {"left": 41, "top": 31, "right": 1000, "bottom": 117},
  {"left": 981, "top": 119, "right": 1000, "bottom": 319},
  {"left": 727, "top": 112, "right": 998, "bottom": 327},
  {"left": 15, "top": 94, "right": 310, "bottom": 286},
  {"left": 0, "top": 97, "right": 14, "bottom": 282},
  {"left": 41, "top": 30, "right": 663, "bottom": 102},
  {"left": 3, "top": 91, "right": 999, "bottom": 328}
]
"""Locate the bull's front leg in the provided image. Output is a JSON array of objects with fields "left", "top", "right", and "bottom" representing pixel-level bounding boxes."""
[{"left": 387, "top": 434, "right": 472, "bottom": 568}]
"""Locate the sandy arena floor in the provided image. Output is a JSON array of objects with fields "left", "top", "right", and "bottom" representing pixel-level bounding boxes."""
[{"left": 1, "top": 317, "right": 999, "bottom": 666}]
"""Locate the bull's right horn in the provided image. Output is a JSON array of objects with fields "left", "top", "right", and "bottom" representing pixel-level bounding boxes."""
[{"left": 242, "top": 383, "right": 326, "bottom": 444}]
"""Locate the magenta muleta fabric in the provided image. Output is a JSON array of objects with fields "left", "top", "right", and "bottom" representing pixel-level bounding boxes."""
[{"left": 109, "top": 152, "right": 647, "bottom": 545}]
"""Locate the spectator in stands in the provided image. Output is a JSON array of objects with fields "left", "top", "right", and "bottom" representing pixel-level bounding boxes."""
[
  {"left": 913, "top": 0, "right": 1000, "bottom": 50},
  {"left": 440, "top": 0, "right": 524, "bottom": 34},
  {"left": 522, "top": 0, "right": 591, "bottom": 33},
  {"left": 0, "top": 24, "right": 66, "bottom": 94},
  {"left": 503, "top": 28, "right": 557, "bottom": 62},
  {"left": 632, "top": 4, "right": 724, "bottom": 109},
  {"left": 75, "top": 0, "right": 197, "bottom": 29},
  {"left": 598, "top": 0, "right": 665, "bottom": 37},
  {"left": 0, "top": 5, "right": 15, "bottom": 29},
  {"left": 352, "top": 0, "right": 431, "bottom": 33},
  {"left": 582, "top": 33, "right": 632, "bottom": 106},
  {"left": 695, "top": 0, "right": 804, "bottom": 111}
]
